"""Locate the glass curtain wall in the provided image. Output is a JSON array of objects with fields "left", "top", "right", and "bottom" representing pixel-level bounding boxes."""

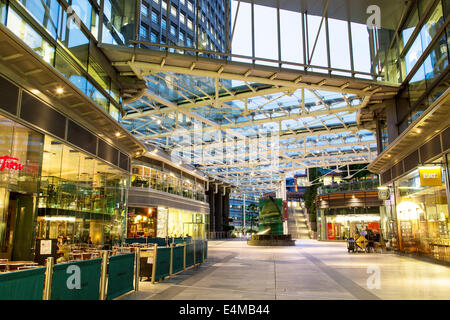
[
  {"left": 131, "top": 163, "right": 206, "bottom": 201},
  {"left": 1, "top": 0, "right": 122, "bottom": 120},
  {"left": 0, "top": 115, "right": 43, "bottom": 260},
  {"left": 36, "top": 135, "right": 129, "bottom": 245},
  {"left": 394, "top": 161, "right": 449, "bottom": 262},
  {"left": 167, "top": 207, "right": 207, "bottom": 239}
]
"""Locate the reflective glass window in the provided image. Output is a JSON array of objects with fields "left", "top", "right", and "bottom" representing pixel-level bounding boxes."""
[
  {"left": 328, "top": 17, "right": 351, "bottom": 75},
  {"left": 254, "top": 4, "right": 277, "bottom": 66},
  {"left": 17, "top": 0, "right": 60, "bottom": 39},
  {"left": 307, "top": 14, "right": 328, "bottom": 73},
  {"left": 351, "top": 22, "right": 372, "bottom": 77},
  {"left": 141, "top": 3, "right": 149, "bottom": 16},
  {"left": 55, "top": 47, "right": 87, "bottom": 94},
  {"left": 70, "top": 0, "right": 92, "bottom": 29},
  {"left": 140, "top": 23, "right": 149, "bottom": 39},
  {"left": 280, "top": 9, "right": 303, "bottom": 69},
  {"left": 59, "top": 10, "right": 90, "bottom": 69},
  {"left": 6, "top": 8, "right": 55, "bottom": 65},
  {"left": 152, "top": 9, "right": 158, "bottom": 23}
]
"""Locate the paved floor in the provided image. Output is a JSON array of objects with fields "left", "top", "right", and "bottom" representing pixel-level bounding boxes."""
[{"left": 121, "top": 239, "right": 450, "bottom": 300}]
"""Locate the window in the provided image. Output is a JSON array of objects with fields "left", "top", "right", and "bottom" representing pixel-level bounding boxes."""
[
  {"left": 179, "top": 31, "right": 185, "bottom": 42},
  {"left": 180, "top": 12, "right": 185, "bottom": 24},
  {"left": 153, "top": 0, "right": 159, "bottom": 3},
  {"left": 188, "top": 1, "right": 193, "bottom": 12},
  {"left": 171, "top": 5, "right": 177, "bottom": 17},
  {"left": 151, "top": 31, "right": 158, "bottom": 42},
  {"left": 187, "top": 18, "right": 193, "bottom": 30},
  {"left": 152, "top": 10, "right": 158, "bottom": 23},
  {"left": 162, "top": 17, "right": 166, "bottom": 30},
  {"left": 141, "top": 3, "right": 149, "bottom": 16},
  {"left": 162, "top": 0, "right": 167, "bottom": 11},
  {"left": 180, "top": 0, "right": 186, "bottom": 5},
  {"left": 170, "top": 23, "right": 176, "bottom": 36},
  {"left": 187, "top": 36, "right": 192, "bottom": 47},
  {"left": 140, "top": 23, "right": 149, "bottom": 39}
]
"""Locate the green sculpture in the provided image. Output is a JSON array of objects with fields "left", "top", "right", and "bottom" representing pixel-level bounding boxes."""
[{"left": 258, "top": 197, "right": 283, "bottom": 235}]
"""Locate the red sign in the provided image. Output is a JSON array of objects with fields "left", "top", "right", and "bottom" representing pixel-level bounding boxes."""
[
  {"left": 368, "top": 222, "right": 380, "bottom": 233},
  {"left": 327, "top": 223, "right": 335, "bottom": 240},
  {"left": 0, "top": 156, "right": 25, "bottom": 171}
]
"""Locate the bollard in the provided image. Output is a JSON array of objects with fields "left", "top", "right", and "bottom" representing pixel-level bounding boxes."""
[
  {"left": 193, "top": 239, "right": 196, "bottom": 266},
  {"left": 99, "top": 250, "right": 109, "bottom": 300},
  {"left": 183, "top": 243, "right": 186, "bottom": 270},
  {"left": 135, "top": 247, "right": 141, "bottom": 292},
  {"left": 169, "top": 243, "right": 174, "bottom": 276},
  {"left": 42, "top": 257, "right": 54, "bottom": 300},
  {"left": 151, "top": 244, "right": 157, "bottom": 284},
  {"left": 202, "top": 239, "right": 205, "bottom": 262}
]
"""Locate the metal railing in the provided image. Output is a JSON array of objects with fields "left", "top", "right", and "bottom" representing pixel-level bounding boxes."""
[{"left": 317, "top": 180, "right": 380, "bottom": 195}]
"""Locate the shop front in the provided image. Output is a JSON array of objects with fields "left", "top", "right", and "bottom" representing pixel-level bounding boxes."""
[
  {"left": 0, "top": 115, "right": 42, "bottom": 261},
  {"left": 316, "top": 189, "right": 384, "bottom": 241},
  {"left": 35, "top": 135, "right": 129, "bottom": 247},
  {"left": 393, "top": 159, "right": 449, "bottom": 261},
  {"left": 322, "top": 208, "right": 381, "bottom": 240},
  {"left": 126, "top": 206, "right": 157, "bottom": 238},
  {"left": 125, "top": 205, "right": 208, "bottom": 240},
  {"left": 0, "top": 74, "right": 133, "bottom": 261}
]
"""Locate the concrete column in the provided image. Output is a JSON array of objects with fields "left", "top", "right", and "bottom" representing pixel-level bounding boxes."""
[
  {"left": 214, "top": 189, "right": 223, "bottom": 232},
  {"left": 222, "top": 189, "right": 230, "bottom": 234},
  {"left": 384, "top": 98, "right": 399, "bottom": 144},
  {"left": 208, "top": 188, "right": 215, "bottom": 234}
]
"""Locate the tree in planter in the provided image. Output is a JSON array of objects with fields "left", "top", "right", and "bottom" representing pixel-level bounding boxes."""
[{"left": 246, "top": 203, "right": 259, "bottom": 233}]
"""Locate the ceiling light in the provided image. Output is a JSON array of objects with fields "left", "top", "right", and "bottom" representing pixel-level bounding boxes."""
[
  {"left": 415, "top": 128, "right": 422, "bottom": 134},
  {"left": 31, "top": 89, "right": 40, "bottom": 94},
  {"left": 56, "top": 87, "right": 64, "bottom": 94},
  {"left": 115, "top": 132, "right": 121, "bottom": 137}
]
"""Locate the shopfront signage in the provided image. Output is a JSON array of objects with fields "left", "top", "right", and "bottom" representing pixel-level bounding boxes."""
[
  {"left": 377, "top": 187, "right": 390, "bottom": 200},
  {"left": 0, "top": 156, "right": 25, "bottom": 171},
  {"left": 419, "top": 167, "right": 442, "bottom": 187}
]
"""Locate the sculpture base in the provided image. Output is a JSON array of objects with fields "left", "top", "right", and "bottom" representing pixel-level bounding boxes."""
[{"left": 247, "top": 234, "right": 296, "bottom": 246}]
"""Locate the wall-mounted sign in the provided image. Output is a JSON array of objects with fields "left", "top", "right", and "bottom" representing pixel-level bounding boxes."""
[
  {"left": 377, "top": 187, "right": 390, "bottom": 200},
  {"left": 0, "top": 156, "right": 25, "bottom": 171},
  {"left": 419, "top": 167, "right": 442, "bottom": 187}
]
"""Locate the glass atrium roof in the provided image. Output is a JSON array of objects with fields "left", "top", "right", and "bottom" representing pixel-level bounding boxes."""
[{"left": 122, "top": 71, "right": 377, "bottom": 195}]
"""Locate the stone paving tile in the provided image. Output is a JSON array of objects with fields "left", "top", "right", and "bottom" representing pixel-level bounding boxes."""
[{"left": 120, "top": 239, "right": 450, "bottom": 300}]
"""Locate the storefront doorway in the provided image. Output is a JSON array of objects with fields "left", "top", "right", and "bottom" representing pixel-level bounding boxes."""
[{"left": 0, "top": 191, "right": 35, "bottom": 261}]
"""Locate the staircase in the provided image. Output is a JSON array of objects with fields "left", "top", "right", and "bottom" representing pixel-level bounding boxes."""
[{"left": 287, "top": 207, "right": 312, "bottom": 239}]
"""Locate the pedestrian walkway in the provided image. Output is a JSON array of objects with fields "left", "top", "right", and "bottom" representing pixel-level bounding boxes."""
[{"left": 120, "top": 240, "right": 450, "bottom": 300}]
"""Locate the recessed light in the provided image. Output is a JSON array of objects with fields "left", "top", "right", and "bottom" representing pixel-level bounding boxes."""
[
  {"left": 115, "top": 132, "right": 121, "bottom": 137},
  {"left": 56, "top": 87, "right": 64, "bottom": 94},
  {"left": 415, "top": 128, "right": 422, "bottom": 133},
  {"left": 31, "top": 89, "right": 40, "bottom": 94}
]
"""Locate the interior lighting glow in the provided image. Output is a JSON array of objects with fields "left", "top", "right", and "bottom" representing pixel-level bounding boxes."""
[
  {"left": 43, "top": 216, "right": 76, "bottom": 222},
  {"left": 334, "top": 215, "right": 380, "bottom": 223}
]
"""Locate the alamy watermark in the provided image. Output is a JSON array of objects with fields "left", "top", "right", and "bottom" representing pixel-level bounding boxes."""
[
  {"left": 366, "top": 5, "right": 381, "bottom": 29},
  {"left": 366, "top": 265, "right": 381, "bottom": 290},
  {"left": 66, "top": 265, "right": 81, "bottom": 290}
]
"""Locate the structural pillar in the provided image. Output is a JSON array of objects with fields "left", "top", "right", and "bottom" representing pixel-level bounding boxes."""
[
  {"left": 208, "top": 187, "right": 215, "bottom": 234},
  {"left": 214, "top": 187, "right": 223, "bottom": 233}
]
